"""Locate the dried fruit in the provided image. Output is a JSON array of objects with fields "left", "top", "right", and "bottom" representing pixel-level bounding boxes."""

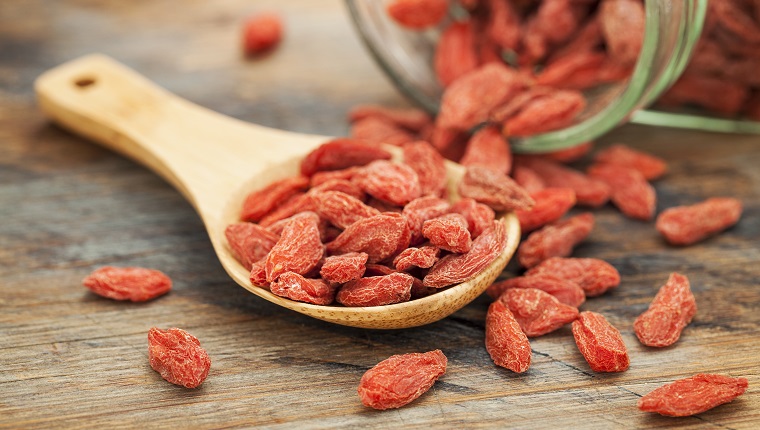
[
  {"left": 348, "top": 104, "right": 432, "bottom": 132},
  {"left": 536, "top": 141, "right": 594, "bottom": 164},
  {"left": 424, "top": 220, "right": 507, "bottom": 287},
  {"left": 309, "top": 178, "right": 366, "bottom": 201},
  {"left": 148, "top": 327, "right": 210, "bottom": 388},
  {"left": 336, "top": 272, "right": 414, "bottom": 307},
  {"left": 459, "top": 166, "right": 534, "bottom": 211},
  {"left": 83, "top": 267, "right": 172, "bottom": 302},
  {"left": 311, "top": 191, "right": 380, "bottom": 230},
  {"left": 500, "top": 288, "right": 579, "bottom": 337},
  {"left": 249, "top": 259, "right": 269, "bottom": 288},
  {"left": 393, "top": 246, "right": 440, "bottom": 272},
  {"left": 518, "top": 157, "right": 610, "bottom": 207},
  {"left": 485, "top": 0, "right": 520, "bottom": 51},
  {"left": 270, "top": 272, "right": 337, "bottom": 305},
  {"left": 358, "top": 350, "right": 447, "bottom": 410},
  {"left": 258, "top": 192, "right": 315, "bottom": 227},
  {"left": 225, "top": 222, "right": 280, "bottom": 269},
  {"left": 300, "top": 138, "right": 392, "bottom": 177},
  {"left": 599, "top": 0, "right": 645, "bottom": 66},
  {"left": 518, "top": 213, "right": 595, "bottom": 268},
  {"left": 572, "top": 311, "right": 629, "bottom": 372},
  {"left": 511, "top": 165, "right": 546, "bottom": 194},
  {"left": 386, "top": 0, "right": 449, "bottom": 29},
  {"left": 241, "top": 176, "right": 310, "bottom": 222},
  {"left": 515, "top": 187, "right": 576, "bottom": 233},
  {"left": 353, "top": 160, "right": 421, "bottom": 206},
  {"left": 402, "top": 140, "right": 448, "bottom": 197},
  {"left": 502, "top": 90, "right": 586, "bottom": 136},
  {"left": 460, "top": 125, "right": 512, "bottom": 175},
  {"left": 242, "top": 12, "right": 283, "bottom": 57},
  {"left": 634, "top": 273, "right": 697, "bottom": 347},
  {"left": 638, "top": 374, "right": 749, "bottom": 417},
  {"left": 485, "top": 300, "right": 532, "bottom": 373},
  {"left": 526, "top": 257, "right": 620, "bottom": 297},
  {"left": 403, "top": 196, "right": 452, "bottom": 243},
  {"left": 265, "top": 212, "right": 324, "bottom": 282},
  {"left": 320, "top": 252, "right": 368, "bottom": 284},
  {"left": 435, "top": 21, "right": 479, "bottom": 87},
  {"left": 487, "top": 274, "right": 586, "bottom": 308},
  {"left": 449, "top": 198, "right": 495, "bottom": 239},
  {"left": 350, "top": 116, "right": 416, "bottom": 147},
  {"left": 310, "top": 167, "right": 362, "bottom": 187},
  {"left": 422, "top": 213, "right": 472, "bottom": 253},
  {"left": 656, "top": 197, "right": 743, "bottom": 246},
  {"left": 327, "top": 213, "right": 411, "bottom": 263},
  {"left": 593, "top": 144, "right": 667, "bottom": 180},
  {"left": 587, "top": 163, "right": 656, "bottom": 221}
]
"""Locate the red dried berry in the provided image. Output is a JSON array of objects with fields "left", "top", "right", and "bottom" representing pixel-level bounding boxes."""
[
  {"left": 402, "top": 140, "right": 448, "bottom": 197},
  {"left": 348, "top": 104, "right": 432, "bottom": 132},
  {"left": 487, "top": 274, "right": 586, "bottom": 308},
  {"left": 449, "top": 198, "right": 496, "bottom": 239},
  {"left": 518, "top": 213, "right": 595, "bottom": 268},
  {"left": 225, "top": 222, "right": 280, "bottom": 269},
  {"left": 393, "top": 246, "right": 440, "bottom": 272},
  {"left": 242, "top": 13, "right": 283, "bottom": 57},
  {"left": 533, "top": 0, "right": 583, "bottom": 45},
  {"left": 659, "top": 73, "right": 749, "bottom": 116},
  {"left": 459, "top": 166, "right": 534, "bottom": 212},
  {"left": 358, "top": 350, "right": 447, "bottom": 410},
  {"left": 336, "top": 272, "right": 414, "bottom": 307},
  {"left": 424, "top": 220, "right": 507, "bottom": 287},
  {"left": 572, "top": 311, "right": 629, "bottom": 373},
  {"left": 309, "top": 178, "right": 366, "bottom": 201},
  {"left": 503, "top": 89, "right": 586, "bottom": 137},
  {"left": 270, "top": 272, "right": 337, "bottom": 305},
  {"left": 485, "top": 300, "right": 532, "bottom": 373},
  {"left": 249, "top": 259, "right": 269, "bottom": 288},
  {"left": 82, "top": 266, "right": 172, "bottom": 302},
  {"left": 516, "top": 187, "right": 576, "bottom": 233},
  {"left": 593, "top": 144, "right": 667, "bottom": 180},
  {"left": 638, "top": 374, "right": 749, "bottom": 417},
  {"left": 422, "top": 213, "right": 472, "bottom": 254},
  {"left": 386, "top": 0, "right": 449, "bottom": 29},
  {"left": 500, "top": 288, "right": 579, "bottom": 337},
  {"left": 148, "top": 327, "right": 210, "bottom": 388},
  {"left": 599, "top": 0, "right": 645, "bottom": 66},
  {"left": 350, "top": 116, "right": 416, "bottom": 147},
  {"left": 634, "top": 273, "right": 697, "bottom": 347},
  {"left": 265, "top": 212, "right": 324, "bottom": 282},
  {"left": 320, "top": 252, "right": 368, "bottom": 284},
  {"left": 241, "top": 176, "right": 309, "bottom": 222},
  {"left": 258, "top": 192, "right": 315, "bottom": 227},
  {"left": 536, "top": 51, "right": 608, "bottom": 89},
  {"left": 311, "top": 191, "right": 380, "bottom": 230},
  {"left": 491, "top": 87, "right": 555, "bottom": 123},
  {"left": 517, "top": 157, "right": 610, "bottom": 207},
  {"left": 511, "top": 165, "right": 546, "bottom": 194},
  {"left": 353, "top": 160, "right": 421, "bottom": 206},
  {"left": 300, "top": 138, "right": 392, "bottom": 177},
  {"left": 587, "top": 163, "right": 656, "bottom": 221},
  {"left": 656, "top": 197, "right": 743, "bottom": 246},
  {"left": 310, "top": 167, "right": 362, "bottom": 187},
  {"left": 327, "top": 213, "right": 411, "bottom": 263},
  {"left": 485, "top": 0, "right": 520, "bottom": 51},
  {"left": 526, "top": 257, "right": 620, "bottom": 297},
  {"left": 435, "top": 20, "right": 479, "bottom": 87},
  {"left": 535, "top": 141, "right": 594, "bottom": 164},
  {"left": 430, "top": 126, "right": 469, "bottom": 162},
  {"left": 460, "top": 125, "right": 513, "bottom": 175},
  {"left": 402, "top": 196, "right": 452, "bottom": 244}
]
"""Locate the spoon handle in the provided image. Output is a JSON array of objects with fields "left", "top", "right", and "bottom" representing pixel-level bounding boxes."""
[{"left": 35, "top": 54, "right": 325, "bottom": 225}]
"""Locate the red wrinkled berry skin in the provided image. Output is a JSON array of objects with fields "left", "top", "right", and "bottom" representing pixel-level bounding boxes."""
[
  {"left": 422, "top": 213, "right": 472, "bottom": 254},
  {"left": 83, "top": 267, "right": 172, "bottom": 302},
  {"left": 503, "top": 90, "right": 586, "bottom": 137},
  {"left": 225, "top": 222, "right": 280, "bottom": 270},
  {"left": 460, "top": 125, "right": 512, "bottom": 175},
  {"left": 311, "top": 191, "right": 380, "bottom": 230},
  {"left": 518, "top": 213, "right": 595, "bottom": 268},
  {"left": 402, "top": 141, "right": 448, "bottom": 197},
  {"left": 393, "top": 246, "right": 440, "bottom": 272},
  {"left": 354, "top": 160, "right": 421, "bottom": 206},
  {"left": 336, "top": 272, "right": 414, "bottom": 307},
  {"left": 449, "top": 198, "right": 495, "bottom": 239},
  {"left": 358, "top": 350, "right": 447, "bottom": 410},
  {"left": 572, "top": 311, "right": 629, "bottom": 373},
  {"left": 258, "top": 193, "right": 315, "bottom": 227},
  {"left": 348, "top": 105, "right": 432, "bottom": 132},
  {"left": 300, "top": 138, "right": 392, "bottom": 177},
  {"left": 249, "top": 259, "right": 269, "bottom": 288},
  {"left": 435, "top": 21, "right": 479, "bottom": 87},
  {"left": 638, "top": 374, "right": 749, "bottom": 417},
  {"left": 241, "top": 176, "right": 309, "bottom": 222},
  {"left": 634, "top": 273, "right": 697, "bottom": 347},
  {"left": 518, "top": 157, "right": 610, "bottom": 207},
  {"left": 500, "top": 288, "right": 579, "bottom": 337},
  {"left": 594, "top": 144, "right": 667, "bottom": 180},
  {"left": 587, "top": 163, "right": 656, "bottom": 221},
  {"left": 310, "top": 178, "right": 365, "bottom": 201},
  {"left": 265, "top": 212, "right": 325, "bottom": 282},
  {"left": 320, "top": 252, "right": 368, "bottom": 284},
  {"left": 656, "top": 197, "right": 743, "bottom": 246},
  {"left": 148, "top": 327, "right": 210, "bottom": 389},
  {"left": 327, "top": 213, "right": 411, "bottom": 263},
  {"left": 270, "top": 272, "right": 337, "bottom": 305},
  {"left": 516, "top": 188, "right": 576, "bottom": 233},
  {"left": 511, "top": 165, "right": 546, "bottom": 194},
  {"left": 386, "top": 0, "right": 449, "bottom": 29},
  {"left": 424, "top": 220, "right": 507, "bottom": 287},
  {"left": 242, "top": 13, "right": 283, "bottom": 57},
  {"left": 487, "top": 274, "right": 586, "bottom": 308},
  {"left": 403, "top": 196, "right": 451, "bottom": 244},
  {"left": 459, "top": 166, "right": 534, "bottom": 212},
  {"left": 526, "top": 257, "right": 620, "bottom": 297},
  {"left": 350, "top": 116, "right": 415, "bottom": 147},
  {"left": 310, "top": 167, "right": 362, "bottom": 187},
  {"left": 599, "top": 0, "right": 645, "bottom": 66},
  {"left": 485, "top": 300, "right": 532, "bottom": 373}
]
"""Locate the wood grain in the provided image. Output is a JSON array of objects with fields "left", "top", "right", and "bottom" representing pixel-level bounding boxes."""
[{"left": 1, "top": 0, "right": 759, "bottom": 428}]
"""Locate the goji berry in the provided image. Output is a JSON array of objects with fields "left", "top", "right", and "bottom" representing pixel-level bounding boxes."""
[
  {"left": 638, "top": 374, "right": 749, "bottom": 417},
  {"left": 358, "top": 350, "right": 447, "bottom": 410},
  {"left": 533, "top": 0, "right": 582, "bottom": 45},
  {"left": 249, "top": 259, "right": 269, "bottom": 288},
  {"left": 502, "top": 89, "right": 586, "bottom": 136},
  {"left": 327, "top": 213, "right": 411, "bottom": 263},
  {"left": 83, "top": 267, "right": 172, "bottom": 302},
  {"left": 353, "top": 160, "right": 421, "bottom": 206},
  {"left": 536, "top": 51, "right": 608, "bottom": 89},
  {"left": 310, "top": 191, "right": 380, "bottom": 230},
  {"left": 309, "top": 178, "right": 366, "bottom": 201},
  {"left": 430, "top": 126, "right": 469, "bottom": 162},
  {"left": 422, "top": 213, "right": 472, "bottom": 254},
  {"left": 393, "top": 246, "right": 440, "bottom": 272},
  {"left": 386, "top": 0, "right": 449, "bottom": 29},
  {"left": 572, "top": 311, "right": 629, "bottom": 373},
  {"left": 348, "top": 104, "right": 433, "bottom": 132},
  {"left": 265, "top": 211, "right": 328, "bottom": 240},
  {"left": 491, "top": 87, "right": 556, "bottom": 123},
  {"left": 520, "top": 17, "right": 548, "bottom": 66},
  {"left": 402, "top": 140, "right": 448, "bottom": 197},
  {"left": 599, "top": 0, "right": 645, "bottom": 66},
  {"left": 270, "top": 272, "right": 337, "bottom": 305},
  {"left": 548, "top": 15, "right": 602, "bottom": 62},
  {"left": 240, "top": 175, "right": 309, "bottom": 222},
  {"left": 518, "top": 213, "right": 595, "bottom": 268},
  {"left": 320, "top": 252, "right": 368, "bottom": 284},
  {"left": 310, "top": 167, "right": 362, "bottom": 187},
  {"left": 485, "top": 0, "right": 520, "bottom": 51},
  {"left": 265, "top": 212, "right": 324, "bottom": 282},
  {"left": 336, "top": 272, "right": 414, "bottom": 307},
  {"left": 460, "top": 125, "right": 513, "bottom": 175},
  {"left": 535, "top": 141, "right": 594, "bottom": 164},
  {"left": 424, "top": 220, "right": 507, "bottom": 287},
  {"left": 499, "top": 288, "right": 579, "bottom": 337},
  {"left": 487, "top": 274, "right": 586, "bottom": 308},
  {"left": 656, "top": 197, "right": 743, "bottom": 246},
  {"left": 258, "top": 192, "right": 315, "bottom": 227},
  {"left": 459, "top": 166, "right": 534, "bottom": 211},
  {"left": 225, "top": 222, "right": 280, "bottom": 270},
  {"left": 634, "top": 273, "right": 697, "bottom": 347},
  {"left": 300, "top": 138, "right": 392, "bottom": 177},
  {"left": 242, "top": 12, "right": 283, "bottom": 57},
  {"left": 587, "top": 163, "right": 656, "bottom": 221},
  {"left": 367, "top": 197, "right": 404, "bottom": 214},
  {"left": 526, "top": 257, "right": 620, "bottom": 297},
  {"left": 485, "top": 300, "right": 532, "bottom": 373},
  {"left": 435, "top": 20, "right": 479, "bottom": 87},
  {"left": 517, "top": 157, "right": 610, "bottom": 207},
  {"left": 511, "top": 165, "right": 546, "bottom": 194},
  {"left": 449, "top": 197, "right": 495, "bottom": 239},
  {"left": 402, "top": 196, "right": 452, "bottom": 244},
  {"left": 350, "top": 116, "right": 416, "bottom": 147},
  {"left": 148, "top": 327, "right": 210, "bottom": 388},
  {"left": 593, "top": 144, "right": 667, "bottom": 180},
  {"left": 515, "top": 187, "right": 576, "bottom": 233},
  {"left": 658, "top": 73, "right": 748, "bottom": 116}
]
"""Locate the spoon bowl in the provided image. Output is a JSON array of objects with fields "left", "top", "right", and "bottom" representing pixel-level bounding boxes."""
[{"left": 35, "top": 55, "right": 520, "bottom": 329}]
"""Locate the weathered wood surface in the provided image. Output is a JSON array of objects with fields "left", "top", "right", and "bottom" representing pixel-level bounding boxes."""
[{"left": 1, "top": 0, "right": 758, "bottom": 428}]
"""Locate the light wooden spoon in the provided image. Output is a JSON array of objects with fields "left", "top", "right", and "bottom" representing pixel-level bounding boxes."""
[{"left": 35, "top": 54, "right": 520, "bottom": 329}]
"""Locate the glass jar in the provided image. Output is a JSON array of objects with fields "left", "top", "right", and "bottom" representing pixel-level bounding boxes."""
[{"left": 347, "top": 0, "right": 760, "bottom": 153}]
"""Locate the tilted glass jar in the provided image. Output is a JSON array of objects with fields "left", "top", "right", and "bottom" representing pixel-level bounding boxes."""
[{"left": 347, "top": 0, "right": 760, "bottom": 153}]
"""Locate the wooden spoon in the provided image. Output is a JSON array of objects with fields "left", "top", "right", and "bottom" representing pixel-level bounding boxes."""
[{"left": 35, "top": 54, "right": 520, "bottom": 329}]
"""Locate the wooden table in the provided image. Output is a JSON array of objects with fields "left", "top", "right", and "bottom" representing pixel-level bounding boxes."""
[{"left": 2, "top": 1, "right": 758, "bottom": 428}]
